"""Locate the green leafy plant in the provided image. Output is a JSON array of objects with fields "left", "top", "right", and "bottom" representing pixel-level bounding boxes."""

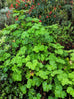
[{"left": 0, "top": 10, "right": 74, "bottom": 99}]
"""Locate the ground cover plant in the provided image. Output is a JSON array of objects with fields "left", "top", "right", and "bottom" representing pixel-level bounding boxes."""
[{"left": 0, "top": 10, "right": 74, "bottom": 99}]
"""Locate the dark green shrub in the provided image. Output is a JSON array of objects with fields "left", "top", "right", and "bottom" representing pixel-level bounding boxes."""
[
  {"left": 46, "top": 21, "right": 73, "bottom": 48},
  {"left": 0, "top": 10, "right": 74, "bottom": 99}
]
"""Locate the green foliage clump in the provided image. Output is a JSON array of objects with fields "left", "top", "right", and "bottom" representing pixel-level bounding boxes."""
[
  {"left": 45, "top": 21, "right": 73, "bottom": 46},
  {"left": 0, "top": 10, "right": 74, "bottom": 99}
]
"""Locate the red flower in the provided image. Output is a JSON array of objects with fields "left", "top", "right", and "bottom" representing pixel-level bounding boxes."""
[
  {"left": 16, "top": 3, "right": 19, "bottom": 8},
  {"left": 31, "top": 7, "right": 34, "bottom": 9},
  {"left": 25, "top": 4, "right": 28, "bottom": 7},
  {"left": 54, "top": 7, "right": 56, "bottom": 11},
  {"left": 15, "top": 17, "right": 18, "bottom": 21},
  {"left": 11, "top": 4, "right": 13, "bottom": 7},
  {"left": 9, "top": 4, "right": 14, "bottom": 9},
  {"left": 32, "top": 5, "right": 35, "bottom": 7},
  {"left": 39, "top": 15, "right": 41, "bottom": 18},
  {"left": 46, "top": 16, "right": 48, "bottom": 18},
  {"left": 29, "top": 9, "right": 31, "bottom": 12},
  {"left": 30, "top": 5, "right": 35, "bottom": 9},
  {"left": 37, "top": 3, "right": 40, "bottom": 5},
  {"left": 16, "top": 3, "right": 18, "bottom": 6},
  {"left": 49, "top": 11, "right": 52, "bottom": 15},
  {"left": 39, "top": 20, "right": 42, "bottom": 22}
]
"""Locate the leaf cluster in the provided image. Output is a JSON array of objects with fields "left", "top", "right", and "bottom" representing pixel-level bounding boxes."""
[{"left": 0, "top": 10, "right": 74, "bottom": 99}]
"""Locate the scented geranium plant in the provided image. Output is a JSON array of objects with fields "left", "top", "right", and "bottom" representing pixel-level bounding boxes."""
[{"left": 0, "top": 10, "right": 74, "bottom": 99}]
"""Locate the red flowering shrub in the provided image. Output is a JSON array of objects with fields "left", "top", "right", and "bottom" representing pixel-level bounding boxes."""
[{"left": 9, "top": 0, "right": 73, "bottom": 25}]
